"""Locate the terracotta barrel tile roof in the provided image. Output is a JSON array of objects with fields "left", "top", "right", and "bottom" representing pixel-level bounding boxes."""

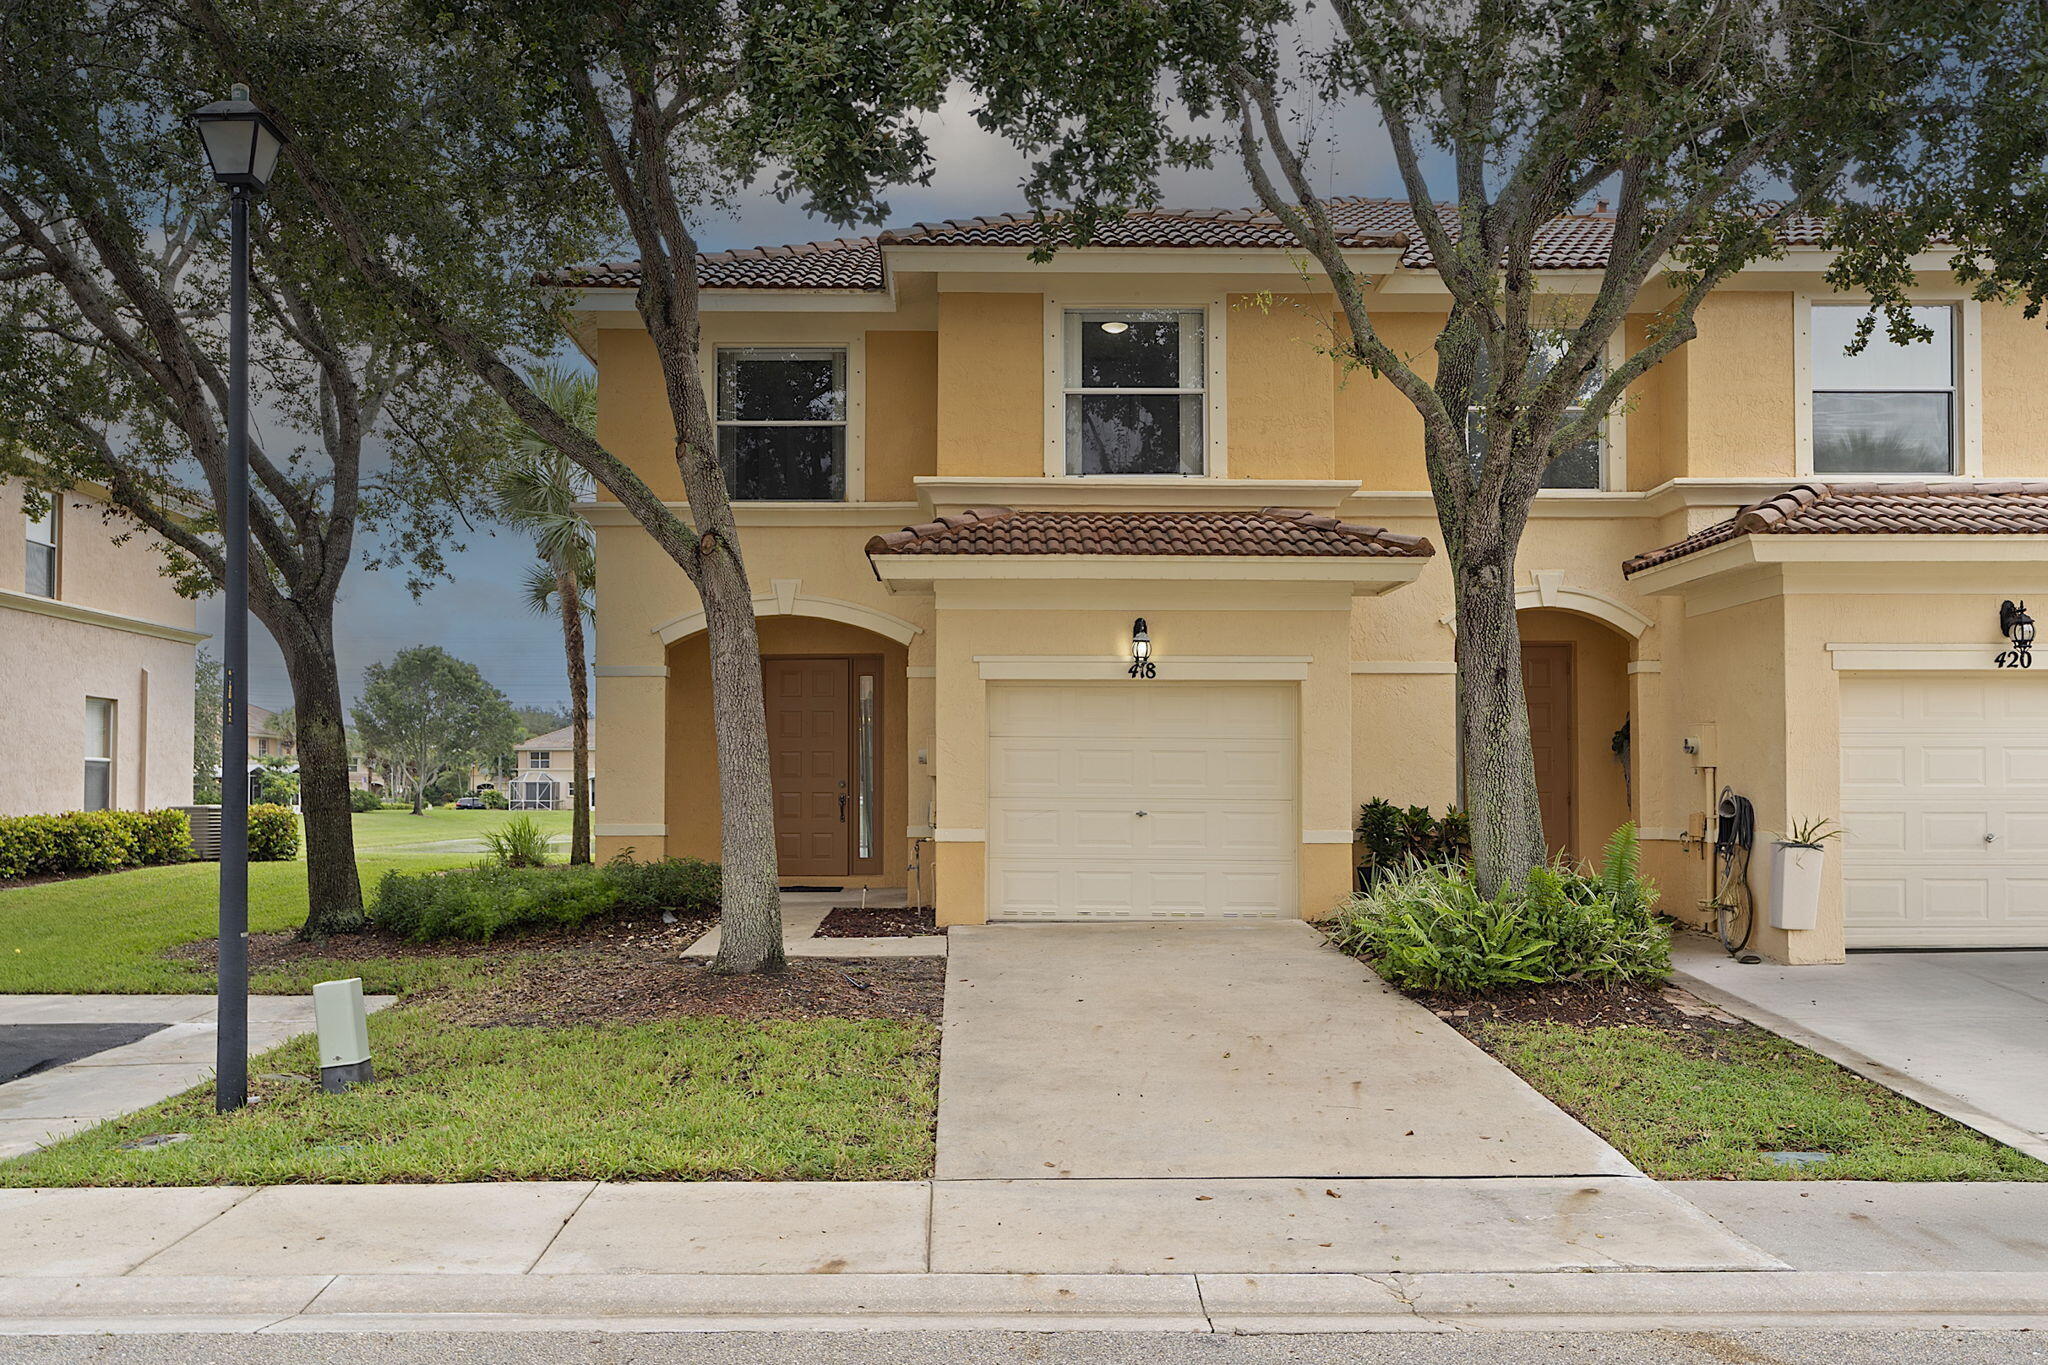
[
  {"left": 1624, "top": 480, "right": 2048, "bottom": 576},
  {"left": 865, "top": 507, "right": 1434, "bottom": 559},
  {"left": 540, "top": 199, "right": 1832, "bottom": 293}
]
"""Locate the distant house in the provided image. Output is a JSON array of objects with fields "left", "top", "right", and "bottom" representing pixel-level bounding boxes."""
[
  {"left": 1, "top": 481, "right": 204, "bottom": 817},
  {"left": 509, "top": 724, "right": 594, "bottom": 811},
  {"left": 247, "top": 704, "right": 296, "bottom": 760}
]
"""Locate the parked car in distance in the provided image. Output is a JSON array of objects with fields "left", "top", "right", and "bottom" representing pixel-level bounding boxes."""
[{"left": 453, "top": 796, "right": 485, "bottom": 810}]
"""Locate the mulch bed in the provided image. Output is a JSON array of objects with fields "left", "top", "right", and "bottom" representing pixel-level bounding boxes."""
[
  {"left": 813, "top": 905, "right": 942, "bottom": 938},
  {"left": 167, "top": 911, "right": 720, "bottom": 970},
  {"left": 429, "top": 956, "right": 947, "bottom": 1026},
  {"left": 1410, "top": 979, "right": 1747, "bottom": 1042}
]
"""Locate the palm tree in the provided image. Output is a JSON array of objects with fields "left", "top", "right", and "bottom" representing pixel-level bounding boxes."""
[{"left": 492, "top": 366, "right": 597, "bottom": 864}]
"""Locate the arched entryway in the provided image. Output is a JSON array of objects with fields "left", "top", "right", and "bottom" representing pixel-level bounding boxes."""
[
  {"left": 1518, "top": 606, "right": 1636, "bottom": 864},
  {"left": 663, "top": 614, "right": 912, "bottom": 888}
]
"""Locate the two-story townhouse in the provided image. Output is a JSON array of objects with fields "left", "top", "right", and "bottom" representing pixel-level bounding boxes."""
[
  {"left": 510, "top": 724, "right": 596, "bottom": 810},
  {"left": 247, "top": 703, "right": 297, "bottom": 761},
  {"left": 0, "top": 480, "right": 205, "bottom": 817},
  {"left": 553, "top": 201, "right": 2048, "bottom": 965}
]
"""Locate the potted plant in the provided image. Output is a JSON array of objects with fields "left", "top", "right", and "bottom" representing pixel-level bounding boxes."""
[{"left": 1770, "top": 816, "right": 1840, "bottom": 932}]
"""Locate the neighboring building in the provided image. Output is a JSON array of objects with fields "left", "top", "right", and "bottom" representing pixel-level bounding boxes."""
[
  {"left": 247, "top": 703, "right": 296, "bottom": 760},
  {"left": 0, "top": 481, "right": 204, "bottom": 816},
  {"left": 552, "top": 201, "right": 2048, "bottom": 963},
  {"left": 509, "top": 725, "right": 595, "bottom": 810}
]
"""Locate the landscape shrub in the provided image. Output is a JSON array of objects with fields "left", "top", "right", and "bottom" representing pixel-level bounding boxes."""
[
  {"left": 1354, "top": 799, "right": 1471, "bottom": 884},
  {"left": 348, "top": 788, "right": 385, "bottom": 814},
  {"left": 127, "top": 810, "right": 195, "bottom": 866},
  {"left": 483, "top": 815, "right": 551, "bottom": 868},
  {"left": 605, "top": 853, "right": 720, "bottom": 917},
  {"left": 370, "top": 854, "right": 724, "bottom": 942},
  {"left": 247, "top": 804, "right": 301, "bottom": 861},
  {"left": 0, "top": 809, "right": 192, "bottom": 880},
  {"left": 1327, "top": 825, "right": 1668, "bottom": 995},
  {"left": 478, "top": 789, "right": 509, "bottom": 809}
]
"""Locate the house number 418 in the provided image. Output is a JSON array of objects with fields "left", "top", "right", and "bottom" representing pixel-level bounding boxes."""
[{"left": 1128, "top": 659, "right": 1157, "bottom": 679}]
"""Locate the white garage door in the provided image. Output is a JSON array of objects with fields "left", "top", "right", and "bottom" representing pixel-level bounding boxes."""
[
  {"left": 1840, "top": 674, "right": 2048, "bottom": 947},
  {"left": 985, "top": 682, "right": 1298, "bottom": 921}
]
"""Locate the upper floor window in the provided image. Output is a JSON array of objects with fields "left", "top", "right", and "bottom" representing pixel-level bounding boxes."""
[
  {"left": 530, "top": 751, "right": 551, "bottom": 769},
  {"left": 1063, "top": 309, "right": 1206, "bottom": 475},
  {"left": 715, "top": 347, "right": 847, "bottom": 500},
  {"left": 84, "top": 697, "right": 114, "bottom": 811},
  {"left": 1811, "top": 304, "right": 1955, "bottom": 474},
  {"left": 1464, "top": 334, "right": 1605, "bottom": 490},
  {"left": 25, "top": 497, "right": 57, "bottom": 598}
]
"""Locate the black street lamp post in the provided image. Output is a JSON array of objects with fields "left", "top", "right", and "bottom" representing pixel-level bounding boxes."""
[{"left": 190, "top": 85, "right": 283, "bottom": 1113}]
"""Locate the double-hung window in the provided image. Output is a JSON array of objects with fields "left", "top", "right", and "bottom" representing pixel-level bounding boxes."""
[
  {"left": 1811, "top": 304, "right": 1956, "bottom": 474},
  {"left": 84, "top": 697, "right": 114, "bottom": 811},
  {"left": 1063, "top": 309, "right": 1206, "bottom": 475},
  {"left": 531, "top": 751, "right": 550, "bottom": 769},
  {"left": 1464, "top": 333, "right": 1604, "bottom": 489},
  {"left": 25, "top": 497, "right": 57, "bottom": 598},
  {"left": 715, "top": 348, "right": 848, "bottom": 500}
]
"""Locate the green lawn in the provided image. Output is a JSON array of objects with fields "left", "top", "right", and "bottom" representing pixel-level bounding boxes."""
[
  {"left": 0, "top": 809, "right": 573, "bottom": 995},
  {"left": 1480, "top": 1020, "right": 2048, "bottom": 1181},
  {"left": 0, "top": 1005, "right": 938, "bottom": 1185}
]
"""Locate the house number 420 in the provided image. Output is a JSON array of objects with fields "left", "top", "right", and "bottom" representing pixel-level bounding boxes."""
[{"left": 1996, "top": 644, "right": 2034, "bottom": 669}]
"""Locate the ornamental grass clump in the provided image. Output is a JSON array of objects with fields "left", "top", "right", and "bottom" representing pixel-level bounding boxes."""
[
  {"left": 483, "top": 814, "right": 552, "bottom": 868},
  {"left": 1327, "top": 824, "right": 1669, "bottom": 995}
]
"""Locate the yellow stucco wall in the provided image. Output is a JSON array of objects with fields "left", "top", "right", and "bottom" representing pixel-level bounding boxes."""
[
  {"left": 937, "top": 292, "right": 1042, "bottom": 476},
  {"left": 1227, "top": 294, "right": 1335, "bottom": 479},
  {"left": 866, "top": 329, "right": 937, "bottom": 501},
  {"left": 1333, "top": 313, "right": 1438, "bottom": 489}
]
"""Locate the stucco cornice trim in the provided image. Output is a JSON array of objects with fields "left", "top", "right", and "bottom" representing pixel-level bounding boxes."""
[
  {"left": 1825, "top": 643, "right": 2008, "bottom": 671},
  {"left": 916, "top": 477, "right": 1362, "bottom": 516},
  {"left": 653, "top": 588, "right": 924, "bottom": 646},
  {"left": 1516, "top": 571, "right": 1656, "bottom": 639},
  {"left": 0, "top": 588, "right": 206, "bottom": 645}
]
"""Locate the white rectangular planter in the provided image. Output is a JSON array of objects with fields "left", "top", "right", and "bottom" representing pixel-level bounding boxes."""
[{"left": 1769, "top": 842, "right": 1826, "bottom": 932}]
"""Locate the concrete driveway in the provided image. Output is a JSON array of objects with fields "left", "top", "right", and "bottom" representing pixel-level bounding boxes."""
[
  {"left": 937, "top": 920, "right": 1640, "bottom": 1181},
  {"left": 1673, "top": 936, "right": 2048, "bottom": 1163}
]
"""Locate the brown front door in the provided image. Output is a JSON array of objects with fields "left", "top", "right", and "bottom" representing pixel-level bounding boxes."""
[
  {"left": 765, "top": 657, "right": 851, "bottom": 876},
  {"left": 1521, "top": 642, "right": 1575, "bottom": 858}
]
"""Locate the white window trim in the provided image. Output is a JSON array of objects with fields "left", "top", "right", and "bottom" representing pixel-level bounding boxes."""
[
  {"left": 84, "top": 695, "right": 115, "bottom": 811},
  {"left": 704, "top": 336, "right": 868, "bottom": 503},
  {"left": 1794, "top": 292, "right": 1982, "bottom": 478},
  {"left": 1044, "top": 296, "right": 1228, "bottom": 479},
  {"left": 24, "top": 494, "right": 58, "bottom": 599}
]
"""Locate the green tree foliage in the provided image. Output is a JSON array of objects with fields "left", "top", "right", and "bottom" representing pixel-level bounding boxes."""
[
  {"left": 0, "top": 1, "right": 506, "bottom": 934},
  {"left": 352, "top": 647, "right": 523, "bottom": 816},
  {"left": 957, "top": 0, "right": 2022, "bottom": 893},
  {"left": 175, "top": 0, "right": 954, "bottom": 971}
]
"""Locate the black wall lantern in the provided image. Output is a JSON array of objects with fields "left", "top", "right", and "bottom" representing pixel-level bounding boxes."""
[
  {"left": 1998, "top": 600, "right": 2035, "bottom": 669},
  {"left": 1128, "top": 618, "right": 1156, "bottom": 679}
]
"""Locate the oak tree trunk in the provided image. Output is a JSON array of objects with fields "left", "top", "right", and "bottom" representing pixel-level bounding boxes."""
[
  {"left": 275, "top": 626, "right": 367, "bottom": 938},
  {"left": 699, "top": 556, "right": 785, "bottom": 973},
  {"left": 556, "top": 562, "right": 592, "bottom": 865},
  {"left": 1448, "top": 530, "right": 1550, "bottom": 897}
]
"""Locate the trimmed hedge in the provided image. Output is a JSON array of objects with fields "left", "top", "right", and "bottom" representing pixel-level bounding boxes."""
[
  {"left": 248, "top": 804, "right": 301, "bottom": 861},
  {"left": 371, "top": 854, "right": 721, "bottom": 942},
  {"left": 0, "top": 809, "right": 193, "bottom": 881},
  {"left": 348, "top": 788, "right": 384, "bottom": 814}
]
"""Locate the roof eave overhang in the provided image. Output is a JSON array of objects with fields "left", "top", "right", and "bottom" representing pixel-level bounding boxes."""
[
  {"left": 877, "top": 243, "right": 1403, "bottom": 277},
  {"left": 1627, "top": 533, "right": 2048, "bottom": 595},
  {"left": 869, "top": 552, "right": 1429, "bottom": 597}
]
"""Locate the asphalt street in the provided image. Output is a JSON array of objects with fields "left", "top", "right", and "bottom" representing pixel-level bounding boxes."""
[{"left": 7, "top": 1333, "right": 2048, "bottom": 1364}]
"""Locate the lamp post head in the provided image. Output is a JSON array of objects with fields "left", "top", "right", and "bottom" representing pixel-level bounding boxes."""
[
  {"left": 1131, "top": 617, "right": 1151, "bottom": 660},
  {"left": 190, "top": 84, "right": 285, "bottom": 190}
]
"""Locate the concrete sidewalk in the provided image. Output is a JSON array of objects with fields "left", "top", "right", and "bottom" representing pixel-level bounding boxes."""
[
  {"left": 0, "top": 995, "right": 393, "bottom": 1161},
  {"left": 1673, "top": 936, "right": 2048, "bottom": 1163},
  {"left": 684, "top": 889, "right": 945, "bottom": 959}
]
